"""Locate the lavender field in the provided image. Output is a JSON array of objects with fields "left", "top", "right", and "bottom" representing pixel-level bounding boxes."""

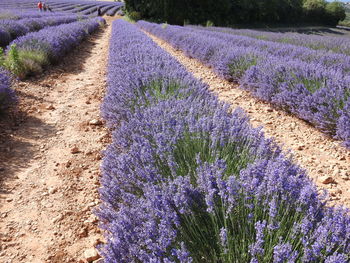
[
  {"left": 93, "top": 19, "right": 350, "bottom": 263},
  {"left": 0, "top": 0, "right": 117, "bottom": 113},
  {"left": 1, "top": 2, "right": 350, "bottom": 262},
  {"left": 138, "top": 21, "right": 350, "bottom": 148}
]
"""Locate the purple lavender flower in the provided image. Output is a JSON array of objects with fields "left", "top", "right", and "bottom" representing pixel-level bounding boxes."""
[{"left": 0, "top": 68, "right": 16, "bottom": 111}]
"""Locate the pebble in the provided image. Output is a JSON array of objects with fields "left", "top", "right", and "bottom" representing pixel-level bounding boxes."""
[
  {"left": 48, "top": 187, "right": 57, "bottom": 194},
  {"left": 319, "top": 176, "right": 336, "bottom": 185},
  {"left": 341, "top": 175, "right": 350, "bottom": 181},
  {"left": 71, "top": 146, "right": 80, "bottom": 154},
  {"left": 66, "top": 161, "right": 72, "bottom": 168},
  {"left": 89, "top": 119, "right": 102, "bottom": 126},
  {"left": 329, "top": 189, "right": 342, "bottom": 197},
  {"left": 297, "top": 144, "right": 305, "bottom": 151},
  {"left": 46, "top": 105, "right": 55, "bottom": 110},
  {"left": 52, "top": 214, "right": 63, "bottom": 223},
  {"left": 83, "top": 248, "right": 100, "bottom": 262}
]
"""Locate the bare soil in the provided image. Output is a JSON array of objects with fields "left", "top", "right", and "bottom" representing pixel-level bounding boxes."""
[
  {"left": 0, "top": 17, "right": 116, "bottom": 263},
  {"left": 145, "top": 32, "right": 350, "bottom": 207}
]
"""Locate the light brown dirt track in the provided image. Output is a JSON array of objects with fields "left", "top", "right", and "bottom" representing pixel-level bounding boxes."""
[{"left": 0, "top": 16, "right": 118, "bottom": 263}]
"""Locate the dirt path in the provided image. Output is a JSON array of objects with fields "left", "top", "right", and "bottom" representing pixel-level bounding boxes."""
[
  {"left": 145, "top": 32, "right": 350, "bottom": 207},
  {"left": 0, "top": 17, "right": 116, "bottom": 263}
]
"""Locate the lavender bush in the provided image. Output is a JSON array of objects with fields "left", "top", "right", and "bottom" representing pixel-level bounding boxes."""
[
  {"left": 99, "top": 20, "right": 350, "bottom": 263},
  {"left": 4, "top": 17, "right": 105, "bottom": 77},
  {"left": 0, "top": 15, "right": 87, "bottom": 48},
  {"left": 137, "top": 21, "right": 350, "bottom": 148},
  {"left": 0, "top": 68, "right": 16, "bottom": 111},
  {"left": 0, "top": 0, "right": 123, "bottom": 17},
  {"left": 189, "top": 26, "right": 350, "bottom": 56}
]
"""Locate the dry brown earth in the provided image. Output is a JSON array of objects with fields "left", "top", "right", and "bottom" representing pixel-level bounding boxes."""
[{"left": 0, "top": 17, "right": 116, "bottom": 263}]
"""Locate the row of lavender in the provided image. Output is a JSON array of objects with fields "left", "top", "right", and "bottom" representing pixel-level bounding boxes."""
[
  {"left": 10, "top": 16, "right": 105, "bottom": 62},
  {"left": 0, "top": 0, "right": 123, "bottom": 17},
  {"left": 0, "top": 68, "right": 16, "bottom": 112},
  {"left": 0, "top": 17, "right": 105, "bottom": 112},
  {"left": 0, "top": 15, "right": 88, "bottom": 48},
  {"left": 138, "top": 21, "right": 350, "bottom": 148},
  {"left": 99, "top": 19, "right": 350, "bottom": 262},
  {"left": 189, "top": 26, "right": 350, "bottom": 56}
]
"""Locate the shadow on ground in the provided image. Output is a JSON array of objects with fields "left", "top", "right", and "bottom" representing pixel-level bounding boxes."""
[{"left": 0, "top": 25, "right": 108, "bottom": 196}]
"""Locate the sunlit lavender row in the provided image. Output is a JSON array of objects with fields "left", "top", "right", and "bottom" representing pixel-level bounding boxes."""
[
  {"left": 0, "top": 0, "right": 123, "bottom": 18},
  {"left": 189, "top": 26, "right": 350, "bottom": 56},
  {"left": 98, "top": 19, "right": 350, "bottom": 263},
  {"left": 0, "top": 15, "right": 89, "bottom": 48},
  {"left": 138, "top": 21, "right": 350, "bottom": 148},
  {"left": 0, "top": 12, "right": 106, "bottom": 112},
  {"left": 0, "top": 69, "right": 16, "bottom": 112}
]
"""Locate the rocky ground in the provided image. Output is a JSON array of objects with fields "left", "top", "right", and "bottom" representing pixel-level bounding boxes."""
[{"left": 0, "top": 16, "right": 116, "bottom": 263}]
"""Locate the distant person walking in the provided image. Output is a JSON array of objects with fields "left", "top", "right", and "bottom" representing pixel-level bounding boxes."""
[
  {"left": 37, "top": 1, "right": 43, "bottom": 12},
  {"left": 43, "top": 2, "right": 47, "bottom": 12},
  {"left": 97, "top": 7, "right": 102, "bottom": 16},
  {"left": 47, "top": 5, "right": 53, "bottom": 12}
]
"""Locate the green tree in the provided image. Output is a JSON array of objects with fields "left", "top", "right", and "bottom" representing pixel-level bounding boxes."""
[
  {"left": 325, "top": 1, "right": 346, "bottom": 25},
  {"left": 302, "top": 0, "right": 327, "bottom": 23}
]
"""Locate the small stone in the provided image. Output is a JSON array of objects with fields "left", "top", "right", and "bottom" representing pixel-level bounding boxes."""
[
  {"left": 341, "top": 175, "right": 350, "bottom": 181},
  {"left": 0, "top": 167, "right": 5, "bottom": 172},
  {"left": 329, "top": 189, "right": 342, "bottom": 197},
  {"left": 48, "top": 187, "right": 57, "bottom": 194},
  {"left": 332, "top": 168, "right": 340, "bottom": 177},
  {"left": 84, "top": 248, "right": 100, "bottom": 262},
  {"left": 78, "top": 227, "right": 88, "bottom": 238},
  {"left": 66, "top": 161, "right": 72, "bottom": 168},
  {"left": 52, "top": 214, "right": 63, "bottom": 223},
  {"left": 319, "top": 176, "right": 336, "bottom": 185},
  {"left": 297, "top": 144, "right": 305, "bottom": 151},
  {"left": 46, "top": 105, "right": 55, "bottom": 110},
  {"left": 71, "top": 146, "right": 80, "bottom": 154},
  {"left": 6, "top": 198, "right": 13, "bottom": 202},
  {"left": 89, "top": 119, "right": 102, "bottom": 126},
  {"left": 266, "top": 108, "right": 273, "bottom": 112},
  {"left": 85, "top": 100, "right": 91, "bottom": 105},
  {"left": 339, "top": 156, "right": 346, "bottom": 161}
]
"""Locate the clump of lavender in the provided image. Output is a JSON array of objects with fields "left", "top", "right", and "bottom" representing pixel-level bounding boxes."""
[
  {"left": 4, "top": 17, "right": 104, "bottom": 77},
  {"left": 0, "top": 68, "right": 16, "bottom": 111},
  {"left": 98, "top": 20, "right": 350, "bottom": 263}
]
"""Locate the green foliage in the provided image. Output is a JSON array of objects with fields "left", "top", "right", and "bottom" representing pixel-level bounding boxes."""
[
  {"left": 1, "top": 44, "right": 49, "bottom": 79},
  {"left": 228, "top": 56, "right": 258, "bottom": 81},
  {"left": 206, "top": 20, "right": 214, "bottom": 27},
  {"left": 128, "top": 11, "right": 142, "bottom": 21},
  {"left": 325, "top": 1, "right": 346, "bottom": 26},
  {"left": 5, "top": 44, "right": 24, "bottom": 78},
  {"left": 153, "top": 130, "right": 309, "bottom": 262},
  {"left": 0, "top": 48, "right": 5, "bottom": 67},
  {"left": 129, "top": 80, "right": 190, "bottom": 112},
  {"left": 124, "top": 0, "right": 345, "bottom": 26}
]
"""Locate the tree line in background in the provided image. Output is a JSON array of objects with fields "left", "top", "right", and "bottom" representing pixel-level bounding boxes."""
[{"left": 124, "top": 0, "right": 346, "bottom": 27}]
